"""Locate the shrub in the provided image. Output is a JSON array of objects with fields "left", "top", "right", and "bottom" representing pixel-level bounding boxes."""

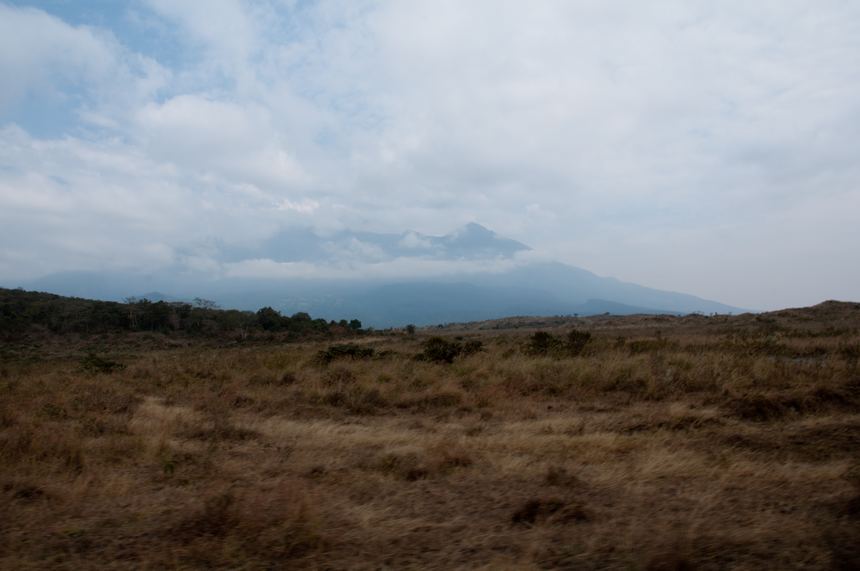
[
  {"left": 566, "top": 329, "right": 592, "bottom": 356},
  {"left": 315, "top": 343, "right": 374, "bottom": 365},
  {"left": 415, "top": 337, "right": 482, "bottom": 363},
  {"left": 525, "top": 330, "right": 590, "bottom": 357},
  {"left": 525, "top": 331, "right": 561, "bottom": 356},
  {"left": 79, "top": 353, "right": 125, "bottom": 374},
  {"left": 461, "top": 339, "right": 484, "bottom": 356},
  {"left": 417, "top": 337, "right": 463, "bottom": 364}
]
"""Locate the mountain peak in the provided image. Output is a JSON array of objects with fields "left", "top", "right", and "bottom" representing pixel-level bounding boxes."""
[
  {"left": 440, "top": 223, "right": 530, "bottom": 258},
  {"left": 460, "top": 222, "right": 493, "bottom": 234},
  {"left": 447, "top": 222, "right": 502, "bottom": 240}
]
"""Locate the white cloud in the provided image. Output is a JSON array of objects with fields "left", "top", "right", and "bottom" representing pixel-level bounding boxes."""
[
  {"left": 277, "top": 198, "right": 319, "bottom": 214},
  {"left": 398, "top": 232, "right": 432, "bottom": 250},
  {"left": 0, "top": 4, "right": 116, "bottom": 109},
  {"left": 0, "top": 3, "right": 168, "bottom": 123},
  {"left": 134, "top": 94, "right": 309, "bottom": 188},
  {"left": 0, "top": 125, "right": 297, "bottom": 279}
]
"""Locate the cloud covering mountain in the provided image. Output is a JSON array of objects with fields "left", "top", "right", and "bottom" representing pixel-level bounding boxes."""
[
  {"left": 0, "top": 1, "right": 858, "bottom": 310},
  {"left": 219, "top": 222, "right": 530, "bottom": 265}
]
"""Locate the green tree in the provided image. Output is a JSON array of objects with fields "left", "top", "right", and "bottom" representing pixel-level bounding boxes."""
[
  {"left": 193, "top": 297, "right": 219, "bottom": 310},
  {"left": 256, "top": 307, "right": 283, "bottom": 331}
]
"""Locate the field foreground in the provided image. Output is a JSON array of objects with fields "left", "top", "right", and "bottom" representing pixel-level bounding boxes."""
[{"left": 2, "top": 303, "right": 860, "bottom": 569}]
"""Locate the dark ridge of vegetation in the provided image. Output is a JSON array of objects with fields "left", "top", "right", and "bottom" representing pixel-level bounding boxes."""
[
  {"left": 256, "top": 306, "right": 361, "bottom": 334},
  {"left": 0, "top": 287, "right": 362, "bottom": 341}
]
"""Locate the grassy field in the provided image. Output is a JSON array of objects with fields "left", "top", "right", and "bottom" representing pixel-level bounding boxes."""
[{"left": 1, "top": 302, "right": 859, "bottom": 569}]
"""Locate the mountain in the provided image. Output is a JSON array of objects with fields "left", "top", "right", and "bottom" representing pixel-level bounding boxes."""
[
  {"left": 471, "top": 262, "right": 736, "bottom": 315},
  {"left": 8, "top": 223, "right": 745, "bottom": 327}
]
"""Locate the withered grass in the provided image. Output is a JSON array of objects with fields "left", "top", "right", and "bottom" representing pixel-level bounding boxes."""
[{"left": 1, "top": 303, "right": 859, "bottom": 569}]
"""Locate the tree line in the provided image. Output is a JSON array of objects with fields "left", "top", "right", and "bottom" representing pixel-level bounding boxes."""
[{"left": 0, "top": 288, "right": 361, "bottom": 339}]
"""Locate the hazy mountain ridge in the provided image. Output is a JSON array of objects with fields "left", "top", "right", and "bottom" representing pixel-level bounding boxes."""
[{"left": 8, "top": 223, "right": 745, "bottom": 327}]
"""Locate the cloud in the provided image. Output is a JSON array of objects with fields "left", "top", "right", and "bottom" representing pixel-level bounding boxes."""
[
  {"left": 0, "top": 125, "right": 315, "bottom": 279},
  {"left": 0, "top": 4, "right": 116, "bottom": 109},
  {"left": 0, "top": 3, "right": 168, "bottom": 130},
  {"left": 135, "top": 94, "right": 310, "bottom": 188},
  {"left": 398, "top": 232, "right": 432, "bottom": 250},
  {"left": 277, "top": 198, "right": 319, "bottom": 214}
]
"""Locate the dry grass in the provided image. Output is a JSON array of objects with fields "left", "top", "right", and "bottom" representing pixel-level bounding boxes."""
[{"left": 1, "top": 305, "right": 859, "bottom": 569}]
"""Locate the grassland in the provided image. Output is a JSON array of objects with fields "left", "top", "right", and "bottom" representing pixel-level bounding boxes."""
[{"left": 1, "top": 301, "right": 859, "bottom": 569}]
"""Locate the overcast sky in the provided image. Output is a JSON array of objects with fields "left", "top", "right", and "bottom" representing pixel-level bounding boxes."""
[{"left": 1, "top": 0, "right": 858, "bottom": 309}]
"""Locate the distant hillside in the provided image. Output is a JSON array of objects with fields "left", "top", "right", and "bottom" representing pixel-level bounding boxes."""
[{"left": 434, "top": 300, "right": 860, "bottom": 336}]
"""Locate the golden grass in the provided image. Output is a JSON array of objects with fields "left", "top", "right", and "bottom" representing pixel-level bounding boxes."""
[{"left": 1, "top": 316, "right": 859, "bottom": 569}]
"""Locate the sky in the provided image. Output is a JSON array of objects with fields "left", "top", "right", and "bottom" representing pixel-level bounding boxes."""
[{"left": 0, "top": 0, "right": 858, "bottom": 310}]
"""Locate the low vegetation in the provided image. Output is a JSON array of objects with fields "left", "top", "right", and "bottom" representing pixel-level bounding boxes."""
[{"left": 1, "top": 292, "right": 859, "bottom": 569}]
